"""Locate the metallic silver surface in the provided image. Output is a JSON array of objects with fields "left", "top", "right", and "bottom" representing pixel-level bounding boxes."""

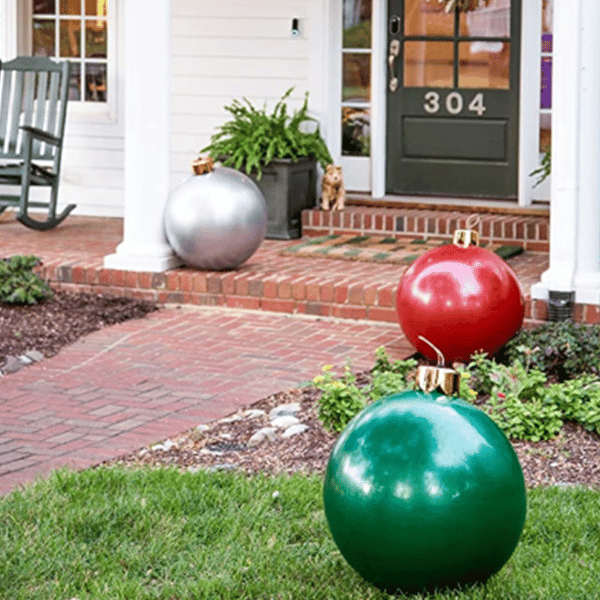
[{"left": 164, "top": 167, "right": 267, "bottom": 270}]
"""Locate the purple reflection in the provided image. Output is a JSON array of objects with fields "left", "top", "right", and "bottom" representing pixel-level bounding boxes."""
[{"left": 541, "top": 57, "right": 552, "bottom": 109}]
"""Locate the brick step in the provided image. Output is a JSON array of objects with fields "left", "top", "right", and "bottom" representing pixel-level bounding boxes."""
[{"left": 301, "top": 206, "right": 549, "bottom": 252}]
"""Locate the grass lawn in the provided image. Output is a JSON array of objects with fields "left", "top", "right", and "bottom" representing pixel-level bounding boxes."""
[{"left": 1, "top": 467, "right": 599, "bottom": 600}]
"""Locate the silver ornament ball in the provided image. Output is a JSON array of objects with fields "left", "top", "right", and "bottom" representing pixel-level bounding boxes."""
[{"left": 164, "top": 166, "right": 267, "bottom": 270}]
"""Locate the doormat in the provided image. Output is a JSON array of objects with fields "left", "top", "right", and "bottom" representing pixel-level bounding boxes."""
[{"left": 281, "top": 235, "right": 524, "bottom": 264}]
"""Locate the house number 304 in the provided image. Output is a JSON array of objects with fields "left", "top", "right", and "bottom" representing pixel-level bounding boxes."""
[{"left": 423, "top": 91, "right": 486, "bottom": 116}]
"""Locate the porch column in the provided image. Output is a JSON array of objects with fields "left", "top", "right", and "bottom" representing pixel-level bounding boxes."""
[
  {"left": 531, "top": 0, "right": 600, "bottom": 305},
  {"left": 104, "top": 0, "right": 181, "bottom": 272}
]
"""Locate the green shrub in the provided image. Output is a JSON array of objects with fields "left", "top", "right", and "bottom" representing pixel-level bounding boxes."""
[
  {"left": 0, "top": 255, "right": 52, "bottom": 305},
  {"left": 501, "top": 321, "right": 600, "bottom": 380},
  {"left": 314, "top": 365, "right": 366, "bottom": 433}
]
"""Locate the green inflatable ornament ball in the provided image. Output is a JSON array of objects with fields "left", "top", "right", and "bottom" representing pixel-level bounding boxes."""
[{"left": 323, "top": 366, "right": 527, "bottom": 594}]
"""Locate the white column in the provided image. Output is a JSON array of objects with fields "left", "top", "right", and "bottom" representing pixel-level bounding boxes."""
[
  {"left": 531, "top": 0, "right": 600, "bottom": 304},
  {"left": 104, "top": 0, "right": 181, "bottom": 272}
]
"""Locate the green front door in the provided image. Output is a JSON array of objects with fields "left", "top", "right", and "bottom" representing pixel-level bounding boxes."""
[{"left": 386, "top": 0, "right": 520, "bottom": 198}]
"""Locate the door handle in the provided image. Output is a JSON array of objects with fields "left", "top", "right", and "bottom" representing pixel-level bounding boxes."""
[{"left": 388, "top": 40, "right": 400, "bottom": 92}]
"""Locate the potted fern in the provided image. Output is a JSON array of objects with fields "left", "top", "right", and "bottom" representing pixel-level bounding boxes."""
[{"left": 201, "top": 88, "right": 333, "bottom": 239}]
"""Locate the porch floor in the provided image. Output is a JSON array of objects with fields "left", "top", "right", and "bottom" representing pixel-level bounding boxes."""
[{"left": 0, "top": 206, "right": 568, "bottom": 323}]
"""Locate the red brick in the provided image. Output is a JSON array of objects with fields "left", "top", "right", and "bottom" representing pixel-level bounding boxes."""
[
  {"left": 206, "top": 274, "right": 222, "bottom": 294},
  {"left": 320, "top": 282, "right": 334, "bottom": 302},
  {"left": 98, "top": 268, "right": 111, "bottom": 286},
  {"left": 538, "top": 222, "right": 549, "bottom": 241},
  {"left": 348, "top": 284, "right": 364, "bottom": 305},
  {"left": 262, "top": 279, "right": 278, "bottom": 298},
  {"left": 193, "top": 273, "right": 207, "bottom": 293},
  {"left": 179, "top": 271, "right": 195, "bottom": 293},
  {"left": 261, "top": 298, "right": 295, "bottom": 313},
  {"left": 364, "top": 284, "right": 378, "bottom": 306},
  {"left": 584, "top": 304, "right": 600, "bottom": 324},
  {"left": 235, "top": 275, "right": 250, "bottom": 296},
  {"left": 367, "top": 307, "right": 398, "bottom": 323},
  {"left": 305, "top": 282, "right": 320, "bottom": 301},
  {"left": 572, "top": 303, "right": 585, "bottom": 323},
  {"left": 248, "top": 278, "right": 264, "bottom": 297},
  {"left": 524, "top": 241, "right": 549, "bottom": 252},
  {"left": 377, "top": 286, "right": 395, "bottom": 307},
  {"left": 226, "top": 296, "right": 261, "bottom": 310},
  {"left": 532, "top": 299, "right": 548, "bottom": 321},
  {"left": 374, "top": 214, "right": 383, "bottom": 230},
  {"left": 278, "top": 278, "right": 292, "bottom": 299},
  {"left": 292, "top": 280, "right": 306, "bottom": 300},
  {"left": 333, "top": 305, "right": 368, "bottom": 320},
  {"left": 334, "top": 284, "right": 348, "bottom": 304},
  {"left": 363, "top": 214, "right": 373, "bottom": 230},
  {"left": 304, "top": 302, "right": 333, "bottom": 317},
  {"left": 138, "top": 272, "right": 153, "bottom": 289},
  {"left": 72, "top": 265, "right": 87, "bottom": 284},
  {"left": 111, "top": 269, "right": 125, "bottom": 287},
  {"left": 221, "top": 273, "right": 236, "bottom": 295}
]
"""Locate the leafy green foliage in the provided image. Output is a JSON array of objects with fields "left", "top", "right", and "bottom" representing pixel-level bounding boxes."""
[
  {"left": 530, "top": 147, "right": 551, "bottom": 187},
  {"left": 313, "top": 365, "right": 366, "bottom": 433},
  {"left": 0, "top": 255, "right": 52, "bottom": 305},
  {"left": 501, "top": 321, "right": 600, "bottom": 380},
  {"left": 201, "top": 88, "right": 333, "bottom": 180}
]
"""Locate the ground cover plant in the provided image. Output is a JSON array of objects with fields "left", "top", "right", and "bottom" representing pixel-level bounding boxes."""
[{"left": 1, "top": 467, "right": 599, "bottom": 600}]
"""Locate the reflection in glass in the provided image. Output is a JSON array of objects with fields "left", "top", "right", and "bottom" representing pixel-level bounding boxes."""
[
  {"left": 85, "top": 63, "right": 107, "bottom": 102},
  {"left": 86, "top": 21, "right": 107, "bottom": 57},
  {"left": 86, "top": 0, "right": 107, "bottom": 16},
  {"left": 32, "top": 20, "right": 56, "bottom": 57},
  {"left": 405, "top": 0, "right": 453, "bottom": 37},
  {"left": 540, "top": 57, "right": 551, "bottom": 109},
  {"left": 60, "top": 19, "right": 81, "bottom": 57},
  {"left": 458, "top": 41, "right": 510, "bottom": 89},
  {"left": 542, "top": 0, "right": 553, "bottom": 52},
  {"left": 404, "top": 41, "right": 453, "bottom": 88},
  {"left": 342, "top": 107, "right": 370, "bottom": 156},
  {"left": 539, "top": 113, "right": 551, "bottom": 152},
  {"left": 343, "top": 0, "right": 371, "bottom": 49},
  {"left": 343, "top": 53, "right": 371, "bottom": 101},
  {"left": 68, "top": 62, "right": 81, "bottom": 101},
  {"left": 33, "top": 0, "right": 55, "bottom": 14},
  {"left": 60, "top": 0, "right": 81, "bottom": 15},
  {"left": 462, "top": 0, "right": 511, "bottom": 38}
]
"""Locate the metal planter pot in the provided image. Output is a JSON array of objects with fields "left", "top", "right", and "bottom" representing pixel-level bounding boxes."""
[{"left": 246, "top": 158, "right": 318, "bottom": 240}]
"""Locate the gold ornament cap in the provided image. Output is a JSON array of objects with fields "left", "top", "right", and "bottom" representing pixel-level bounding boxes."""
[
  {"left": 417, "top": 365, "right": 460, "bottom": 396},
  {"left": 416, "top": 335, "right": 460, "bottom": 396},
  {"left": 452, "top": 214, "right": 480, "bottom": 248},
  {"left": 192, "top": 156, "right": 214, "bottom": 175}
]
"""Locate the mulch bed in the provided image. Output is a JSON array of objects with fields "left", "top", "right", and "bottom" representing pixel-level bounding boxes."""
[
  {"left": 281, "top": 234, "right": 524, "bottom": 264},
  {"left": 0, "top": 290, "right": 158, "bottom": 369}
]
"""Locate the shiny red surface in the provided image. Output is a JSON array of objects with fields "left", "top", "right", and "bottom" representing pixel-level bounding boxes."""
[{"left": 396, "top": 245, "right": 524, "bottom": 363}]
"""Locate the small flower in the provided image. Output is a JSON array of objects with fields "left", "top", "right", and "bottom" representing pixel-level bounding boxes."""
[
  {"left": 313, "top": 375, "right": 325, "bottom": 384},
  {"left": 322, "top": 365, "right": 333, "bottom": 372},
  {"left": 497, "top": 392, "right": 506, "bottom": 399},
  {"left": 461, "top": 372, "right": 471, "bottom": 379}
]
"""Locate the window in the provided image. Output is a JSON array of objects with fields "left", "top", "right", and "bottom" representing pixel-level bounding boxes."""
[
  {"left": 31, "top": 0, "right": 108, "bottom": 103},
  {"left": 342, "top": 0, "right": 372, "bottom": 157},
  {"left": 540, "top": 0, "right": 552, "bottom": 151}
]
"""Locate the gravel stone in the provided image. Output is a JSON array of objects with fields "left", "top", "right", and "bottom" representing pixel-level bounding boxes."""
[
  {"left": 248, "top": 427, "right": 277, "bottom": 446},
  {"left": 282, "top": 424, "right": 309, "bottom": 438},
  {"left": 269, "top": 403, "right": 301, "bottom": 420},
  {"left": 271, "top": 415, "right": 300, "bottom": 429},
  {"left": 2, "top": 356, "right": 23, "bottom": 374}
]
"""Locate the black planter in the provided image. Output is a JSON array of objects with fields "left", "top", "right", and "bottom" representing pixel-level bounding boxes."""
[{"left": 247, "top": 158, "right": 318, "bottom": 240}]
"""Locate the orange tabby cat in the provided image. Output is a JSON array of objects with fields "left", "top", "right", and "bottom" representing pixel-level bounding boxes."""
[{"left": 321, "top": 165, "right": 345, "bottom": 211}]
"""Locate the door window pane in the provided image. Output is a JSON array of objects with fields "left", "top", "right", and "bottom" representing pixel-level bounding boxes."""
[
  {"left": 342, "top": 107, "right": 371, "bottom": 156},
  {"left": 542, "top": 0, "right": 552, "bottom": 52},
  {"left": 343, "top": 0, "right": 372, "bottom": 49},
  {"left": 540, "top": 57, "right": 551, "bottom": 109},
  {"left": 32, "top": 20, "right": 56, "bottom": 56},
  {"left": 33, "top": 0, "right": 55, "bottom": 14},
  {"left": 404, "top": 41, "right": 454, "bottom": 88},
  {"left": 462, "top": 0, "right": 510, "bottom": 38},
  {"left": 405, "top": 0, "right": 453, "bottom": 37},
  {"left": 60, "top": 0, "right": 81, "bottom": 15},
  {"left": 86, "top": 20, "right": 107, "bottom": 58},
  {"left": 68, "top": 62, "right": 81, "bottom": 100},
  {"left": 60, "top": 20, "right": 81, "bottom": 57},
  {"left": 458, "top": 41, "right": 510, "bottom": 88},
  {"left": 343, "top": 53, "right": 371, "bottom": 101},
  {"left": 86, "top": 0, "right": 107, "bottom": 16},
  {"left": 85, "top": 63, "right": 107, "bottom": 101}
]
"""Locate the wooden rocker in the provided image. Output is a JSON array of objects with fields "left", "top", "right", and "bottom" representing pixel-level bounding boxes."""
[{"left": 0, "top": 57, "right": 76, "bottom": 230}]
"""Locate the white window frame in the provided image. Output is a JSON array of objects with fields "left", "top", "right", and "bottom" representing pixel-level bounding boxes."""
[{"left": 7, "top": 0, "right": 118, "bottom": 124}]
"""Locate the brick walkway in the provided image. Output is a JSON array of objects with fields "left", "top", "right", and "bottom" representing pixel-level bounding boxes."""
[
  {"left": 1, "top": 304, "right": 413, "bottom": 496},
  {"left": 0, "top": 209, "right": 554, "bottom": 495}
]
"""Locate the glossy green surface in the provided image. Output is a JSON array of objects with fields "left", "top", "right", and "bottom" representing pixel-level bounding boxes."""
[{"left": 323, "top": 390, "right": 527, "bottom": 594}]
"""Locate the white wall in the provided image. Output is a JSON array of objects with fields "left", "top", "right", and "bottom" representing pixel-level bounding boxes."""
[{"left": 170, "top": 0, "right": 312, "bottom": 185}]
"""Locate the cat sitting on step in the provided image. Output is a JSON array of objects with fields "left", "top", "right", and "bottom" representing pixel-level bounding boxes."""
[{"left": 320, "top": 165, "right": 345, "bottom": 211}]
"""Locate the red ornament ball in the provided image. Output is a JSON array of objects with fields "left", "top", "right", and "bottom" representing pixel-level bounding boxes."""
[{"left": 396, "top": 244, "right": 524, "bottom": 363}]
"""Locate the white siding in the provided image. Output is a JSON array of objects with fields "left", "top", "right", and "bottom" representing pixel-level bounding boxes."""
[{"left": 170, "top": 0, "right": 312, "bottom": 184}]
